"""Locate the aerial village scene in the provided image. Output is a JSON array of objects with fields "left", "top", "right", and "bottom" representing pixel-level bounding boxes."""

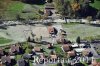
[{"left": 0, "top": 0, "right": 100, "bottom": 66}]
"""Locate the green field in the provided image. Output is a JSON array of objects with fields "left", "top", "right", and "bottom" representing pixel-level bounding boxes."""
[
  {"left": 90, "top": 0, "right": 100, "bottom": 9},
  {"left": 2, "top": 1, "right": 44, "bottom": 20},
  {"left": 63, "top": 23, "right": 100, "bottom": 41},
  {"left": 0, "top": 37, "right": 12, "bottom": 44}
]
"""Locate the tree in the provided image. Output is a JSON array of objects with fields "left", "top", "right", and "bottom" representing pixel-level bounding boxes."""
[
  {"left": 71, "top": 0, "right": 81, "bottom": 18},
  {"left": 80, "top": 2, "right": 90, "bottom": 17},
  {"left": 47, "top": 0, "right": 53, "bottom": 3},
  {"left": 76, "top": 36, "right": 81, "bottom": 44},
  {"left": 57, "top": 63, "right": 62, "bottom": 66},
  {"left": 54, "top": 0, "right": 64, "bottom": 13},
  {"left": 0, "top": 0, "right": 11, "bottom": 18},
  {"left": 54, "top": 0, "right": 73, "bottom": 18},
  {"left": 22, "top": 0, "right": 46, "bottom": 4},
  {"left": 62, "top": 1, "right": 72, "bottom": 16},
  {"left": 96, "top": 10, "right": 100, "bottom": 19}
]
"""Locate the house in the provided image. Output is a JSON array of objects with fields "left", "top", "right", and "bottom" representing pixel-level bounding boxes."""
[
  {"left": 67, "top": 50, "right": 76, "bottom": 57},
  {"left": 17, "top": 59, "right": 26, "bottom": 66},
  {"left": 9, "top": 45, "right": 16, "bottom": 54},
  {"left": 34, "top": 47, "right": 40, "bottom": 52},
  {"left": 34, "top": 47, "right": 43, "bottom": 52},
  {"left": 50, "top": 55, "right": 57, "bottom": 60},
  {"left": 49, "top": 50, "right": 57, "bottom": 61},
  {"left": 39, "top": 53, "right": 46, "bottom": 64},
  {"left": 62, "top": 44, "right": 72, "bottom": 52},
  {"left": 44, "top": 3, "right": 55, "bottom": 17},
  {"left": 71, "top": 43, "right": 79, "bottom": 48},
  {"left": 74, "top": 48, "right": 85, "bottom": 53},
  {"left": 48, "top": 43, "right": 54, "bottom": 49},
  {"left": 79, "top": 44, "right": 86, "bottom": 48},
  {"left": 0, "top": 48, "right": 4, "bottom": 56},
  {"left": 48, "top": 26, "right": 54, "bottom": 36},
  {"left": 50, "top": 50, "right": 56, "bottom": 55},
  {"left": 1, "top": 55, "right": 11, "bottom": 64},
  {"left": 57, "top": 37, "right": 71, "bottom": 44},
  {"left": 39, "top": 54, "right": 45, "bottom": 59}
]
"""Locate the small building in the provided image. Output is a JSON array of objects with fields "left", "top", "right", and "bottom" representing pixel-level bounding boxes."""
[
  {"left": 50, "top": 55, "right": 57, "bottom": 59},
  {"left": 62, "top": 44, "right": 72, "bottom": 52},
  {"left": 34, "top": 47, "right": 42, "bottom": 52},
  {"left": 67, "top": 50, "right": 76, "bottom": 57},
  {"left": 79, "top": 44, "right": 86, "bottom": 48},
  {"left": 17, "top": 59, "right": 26, "bottom": 66},
  {"left": 44, "top": 3, "right": 55, "bottom": 17},
  {"left": 74, "top": 48, "right": 85, "bottom": 53},
  {"left": 47, "top": 26, "right": 54, "bottom": 34},
  {"left": 71, "top": 43, "right": 79, "bottom": 48},
  {"left": 0, "top": 48, "right": 4, "bottom": 56}
]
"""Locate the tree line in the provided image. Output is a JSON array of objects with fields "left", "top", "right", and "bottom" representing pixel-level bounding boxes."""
[{"left": 54, "top": 0, "right": 100, "bottom": 19}]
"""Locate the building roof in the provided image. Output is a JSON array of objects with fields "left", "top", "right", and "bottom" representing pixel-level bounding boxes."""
[
  {"left": 34, "top": 47, "right": 41, "bottom": 52},
  {"left": 67, "top": 50, "right": 76, "bottom": 57},
  {"left": 0, "top": 48, "right": 3, "bottom": 55},
  {"left": 74, "top": 48, "right": 85, "bottom": 53},
  {"left": 48, "top": 26, "right": 54, "bottom": 34},
  {"left": 50, "top": 55, "right": 57, "bottom": 59},
  {"left": 1, "top": 56, "right": 11, "bottom": 63},
  {"left": 9, "top": 45, "right": 16, "bottom": 53},
  {"left": 40, "top": 54, "right": 45, "bottom": 59},
  {"left": 79, "top": 44, "right": 85, "bottom": 47},
  {"left": 62, "top": 44, "right": 71, "bottom": 52},
  {"left": 71, "top": 43, "right": 79, "bottom": 48}
]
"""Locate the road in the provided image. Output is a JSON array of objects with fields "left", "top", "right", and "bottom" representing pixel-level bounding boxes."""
[{"left": 89, "top": 44, "right": 100, "bottom": 59}]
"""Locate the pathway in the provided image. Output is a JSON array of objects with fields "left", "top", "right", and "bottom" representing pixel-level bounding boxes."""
[{"left": 90, "top": 44, "right": 98, "bottom": 57}]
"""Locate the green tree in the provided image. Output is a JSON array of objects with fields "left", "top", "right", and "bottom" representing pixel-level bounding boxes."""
[
  {"left": 47, "top": 0, "right": 53, "bottom": 3},
  {"left": 76, "top": 36, "right": 81, "bottom": 44},
  {"left": 54, "top": 0, "right": 73, "bottom": 18},
  {"left": 0, "top": 0, "right": 11, "bottom": 18},
  {"left": 96, "top": 10, "right": 100, "bottom": 19},
  {"left": 62, "top": 1, "right": 73, "bottom": 17},
  {"left": 54, "top": 0, "right": 64, "bottom": 13},
  {"left": 21, "top": 0, "right": 45, "bottom": 4}
]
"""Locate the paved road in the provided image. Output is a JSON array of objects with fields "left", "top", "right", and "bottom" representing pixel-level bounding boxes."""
[{"left": 90, "top": 44, "right": 99, "bottom": 57}]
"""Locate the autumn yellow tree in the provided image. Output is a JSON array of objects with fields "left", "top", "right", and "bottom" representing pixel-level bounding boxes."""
[{"left": 71, "top": 0, "right": 80, "bottom": 12}]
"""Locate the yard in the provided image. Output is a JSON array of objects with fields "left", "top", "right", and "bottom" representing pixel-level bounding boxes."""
[
  {"left": 62, "top": 23, "right": 100, "bottom": 41},
  {"left": 0, "top": 37, "right": 12, "bottom": 44},
  {"left": 90, "top": 0, "right": 100, "bottom": 9},
  {"left": 2, "top": 1, "right": 45, "bottom": 20}
]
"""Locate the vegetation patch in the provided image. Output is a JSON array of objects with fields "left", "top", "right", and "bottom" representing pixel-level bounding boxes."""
[
  {"left": 0, "top": 37, "right": 12, "bottom": 44},
  {"left": 1, "top": 1, "right": 44, "bottom": 20},
  {"left": 83, "top": 35, "right": 100, "bottom": 41},
  {"left": 63, "top": 24, "right": 100, "bottom": 41},
  {"left": 96, "top": 59, "right": 100, "bottom": 62},
  {"left": 90, "top": 0, "right": 100, "bottom": 9}
]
